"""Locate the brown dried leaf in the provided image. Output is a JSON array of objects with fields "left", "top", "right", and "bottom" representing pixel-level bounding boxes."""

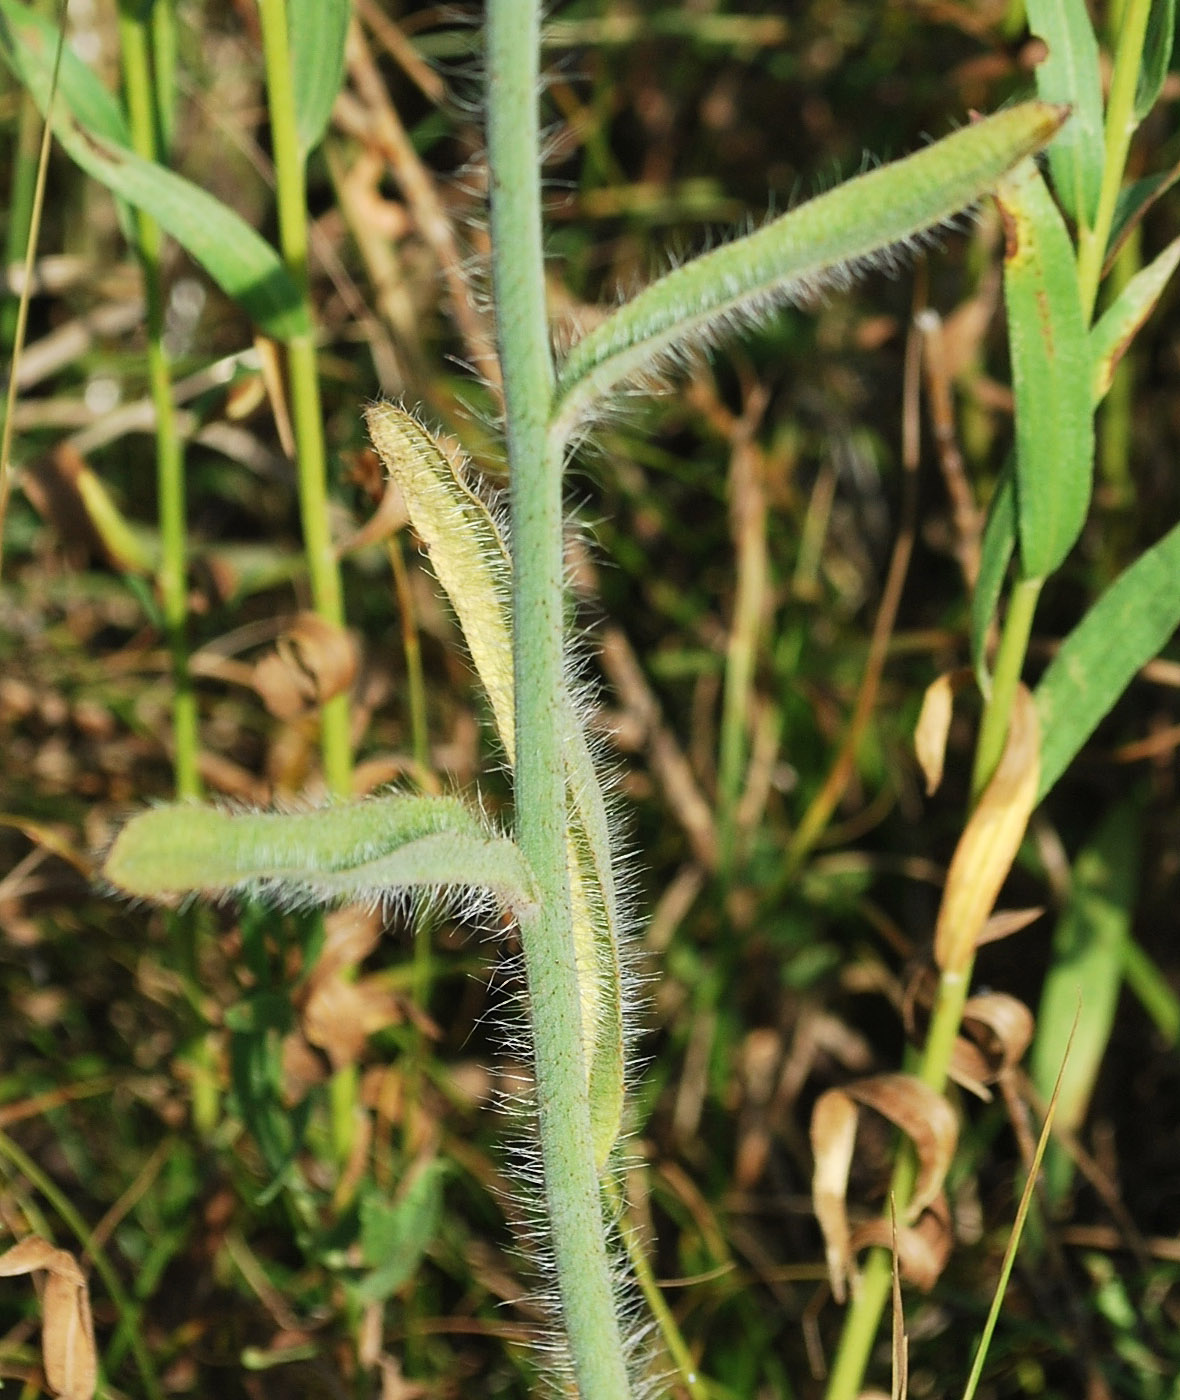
[
  {"left": 852, "top": 1193, "right": 954, "bottom": 1292},
  {"left": 810, "top": 1075, "right": 957, "bottom": 1302},
  {"left": 810, "top": 1088, "right": 858, "bottom": 1302},
  {"left": 0, "top": 1237, "right": 96, "bottom": 1400},
  {"left": 845, "top": 1076, "right": 958, "bottom": 1220},
  {"left": 977, "top": 905, "right": 1045, "bottom": 947},
  {"left": 254, "top": 613, "right": 359, "bottom": 719},
  {"left": 337, "top": 473, "right": 411, "bottom": 557},
  {"left": 934, "top": 684, "right": 1040, "bottom": 974},
  {"left": 302, "top": 975, "right": 404, "bottom": 1070},
  {"left": 914, "top": 672, "right": 955, "bottom": 796},
  {"left": 314, "top": 906, "right": 384, "bottom": 984}
]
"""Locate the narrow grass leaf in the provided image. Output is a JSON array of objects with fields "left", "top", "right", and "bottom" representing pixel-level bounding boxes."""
[
  {"left": 934, "top": 685, "right": 1039, "bottom": 975},
  {"left": 970, "top": 462, "right": 1016, "bottom": 687},
  {"left": 960, "top": 1009, "right": 1076, "bottom": 1400},
  {"left": 1108, "top": 161, "right": 1180, "bottom": 265},
  {"left": 1025, "top": 0, "right": 1105, "bottom": 226},
  {"left": 1135, "top": 0, "right": 1177, "bottom": 122},
  {"left": 365, "top": 404, "right": 627, "bottom": 1169},
  {"left": 1091, "top": 235, "right": 1180, "bottom": 404},
  {"left": 995, "top": 158, "right": 1093, "bottom": 580},
  {"left": 1035, "top": 516, "right": 1180, "bottom": 799},
  {"left": 552, "top": 102, "right": 1067, "bottom": 438},
  {"left": 289, "top": 0, "right": 350, "bottom": 157},
  {"left": 0, "top": 0, "right": 306, "bottom": 340},
  {"left": 103, "top": 792, "right": 539, "bottom": 918},
  {"left": 1031, "top": 801, "right": 1139, "bottom": 1202}
]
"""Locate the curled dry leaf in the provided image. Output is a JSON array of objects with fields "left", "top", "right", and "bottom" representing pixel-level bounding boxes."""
[
  {"left": 0, "top": 1236, "right": 96, "bottom": 1400},
  {"left": 254, "top": 613, "right": 359, "bottom": 720},
  {"left": 951, "top": 992, "right": 1036, "bottom": 1100},
  {"left": 810, "top": 1074, "right": 957, "bottom": 1302},
  {"left": 914, "top": 670, "right": 971, "bottom": 796},
  {"left": 852, "top": 1192, "right": 953, "bottom": 1292},
  {"left": 934, "top": 683, "right": 1040, "bottom": 975}
]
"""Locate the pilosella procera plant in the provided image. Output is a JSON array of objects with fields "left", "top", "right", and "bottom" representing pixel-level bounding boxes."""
[{"left": 61, "top": 1, "right": 1180, "bottom": 1396}]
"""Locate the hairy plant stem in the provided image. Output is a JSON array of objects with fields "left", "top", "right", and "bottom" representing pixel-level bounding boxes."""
[
  {"left": 488, "top": 1, "right": 631, "bottom": 1394},
  {"left": 257, "top": 0, "right": 356, "bottom": 1162}
]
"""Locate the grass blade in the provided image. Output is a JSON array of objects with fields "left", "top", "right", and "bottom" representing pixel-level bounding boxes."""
[
  {"left": 1035, "top": 516, "right": 1180, "bottom": 799},
  {"left": 1091, "top": 235, "right": 1180, "bottom": 404},
  {"left": 995, "top": 158, "right": 1093, "bottom": 580},
  {"left": 290, "top": 0, "right": 350, "bottom": 157},
  {"left": 1025, "top": 0, "right": 1105, "bottom": 227},
  {"left": 0, "top": 0, "right": 306, "bottom": 340}
]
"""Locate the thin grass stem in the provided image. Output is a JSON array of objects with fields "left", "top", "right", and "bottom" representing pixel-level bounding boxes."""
[{"left": 1075, "top": 0, "right": 1152, "bottom": 321}]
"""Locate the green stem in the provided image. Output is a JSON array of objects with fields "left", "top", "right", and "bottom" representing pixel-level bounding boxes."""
[
  {"left": 257, "top": 0, "right": 352, "bottom": 798},
  {"left": 118, "top": 0, "right": 198, "bottom": 801},
  {"left": 1075, "top": 0, "right": 1152, "bottom": 321},
  {"left": 1, "top": 88, "right": 39, "bottom": 353},
  {"left": 119, "top": 0, "right": 218, "bottom": 1133},
  {"left": 828, "top": 576, "right": 1042, "bottom": 1397},
  {"left": 488, "top": 1, "right": 631, "bottom": 1395},
  {"left": 971, "top": 575, "right": 1041, "bottom": 802},
  {"left": 257, "top": 0, "right": 355, "bottom": 1161},
  {"left": 717, "top": 438, "right": 767, "bottom": 882}
]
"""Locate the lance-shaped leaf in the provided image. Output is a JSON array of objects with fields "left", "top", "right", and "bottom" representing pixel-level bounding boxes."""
[
  {"left": 934, "top": 685, "right": 1040, "bottom": 975},
  {"left": 290, "top": 0, "right": 351, "bottom": 157},
  {"left": 1035, "top": 516, "right": 1180, "bottom": 800},
  {"left": 551, "top": 102, "right": 1067, "bottom": 440},
  {"left": 365, "top": 405, "right": 627, "bottom": 1170},
  {"left": 995, "top": 158, "right": 1093, "bottom": 581},
  {"left": 0, "top": 0, "right": 306, "bottom": 341},
  {"left": 1025, "top": 0, "right": 1105, "bottom": 227},
  {"left": 1135, "top": 0, "right": 1177, "bottom": 123},
  {"left": 1091, "top": 236, "right": 1180, "bottom": 405},
  {"left": 103, "top": 792, "right": 539, "bottom": 919}
]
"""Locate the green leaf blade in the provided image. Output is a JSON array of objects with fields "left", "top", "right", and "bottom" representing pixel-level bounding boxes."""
[
  {"left": 971, "top": 461, "right": 1016, "bottom": 687},
  {"left": 290, "top": 0, "right": 351, "bottom": 157},
  {"left": 1135, "top": 0, "right": 1177, "bottom": 123},
  {"left": 103, "top": 793, "right": 539, "bottom": 919},
  {"left": 1090, "top": 235, "right": 1180, "bottom": 405},
  {"left": 552, "top": 101, "right": 1067, "bottom": 439},
  {"left": 0, "top": 0, "right": 307, "bottom": 340},
  {"left": 996, "top": 159, "right": 1093, "bottom": 580},
  {"left": 1035, "top": 517, "right": 1180, "bottom": 799},
  {"left": 1026, "top": 0, "right": 1106, "bottom": 226}
]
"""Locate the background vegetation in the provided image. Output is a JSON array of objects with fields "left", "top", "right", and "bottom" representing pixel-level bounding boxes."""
[{"left": 2, "top": 1, "right": 1180, "bottom": 1397}]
